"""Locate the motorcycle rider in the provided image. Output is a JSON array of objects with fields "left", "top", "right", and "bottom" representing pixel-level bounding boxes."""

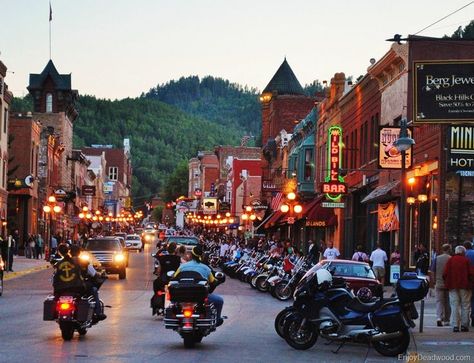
[
  {"left": 52, "top": 243, "right": 86, "bottom": 297},
  {"left": 69, "top": 245, "right": 107, "bottom": 321},
  {"left": 175, "top": 244, "right": 224, "bottom": 326}
]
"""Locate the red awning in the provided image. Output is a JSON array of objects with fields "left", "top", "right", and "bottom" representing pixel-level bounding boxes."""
[
  {"left": 264, "top": 210, "right": 285, "bottom": 228},
  {"left": 304, "top": 197, "right": 337, "bottom": 227}
]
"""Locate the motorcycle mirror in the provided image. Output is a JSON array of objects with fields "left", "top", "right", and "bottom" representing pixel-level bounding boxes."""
[
  {"left": 215, "top": 272, "right": 224, "bottom": 279},
  {"left": 167, "top": 270, "right": 175, "bottom": 277},
  {"left": 151, "top": 253, "right": 156, "bottom": 258}
]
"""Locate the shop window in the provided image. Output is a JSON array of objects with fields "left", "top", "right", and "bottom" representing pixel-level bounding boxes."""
[{"left": 3, "top": 107, "right": 7, "bottom": 134}]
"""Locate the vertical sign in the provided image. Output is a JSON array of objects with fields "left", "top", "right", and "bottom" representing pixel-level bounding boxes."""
[
  {"left": 321, "top": 126, "right": 347, "bottom": 201},
  {"left": 378, "top": 127, "right": 412, "bottom": 169},
  {"left": 448, "top": 125, "right": 474, "bottom": 172}
]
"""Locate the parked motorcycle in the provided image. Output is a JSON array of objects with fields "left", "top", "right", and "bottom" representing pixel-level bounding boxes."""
[
  {"left": 282, "top": 266, "right": 427, "bottom": 357},
  {"left": 164, "top": 270, "right": 225, "bottom": 348}
]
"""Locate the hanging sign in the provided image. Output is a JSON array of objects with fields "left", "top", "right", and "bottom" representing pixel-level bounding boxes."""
[
  {"left": 448, "top": 125, "right": 474, "bottom": 172},
  {"left": 321, "top": 126, "right": 347, "bottom": 201},
  {"left": 378, "top": 127, "right": 412, "bottom": 169},
  {"left": 377, "top": 202, "right": 399, "bottom": 232}
]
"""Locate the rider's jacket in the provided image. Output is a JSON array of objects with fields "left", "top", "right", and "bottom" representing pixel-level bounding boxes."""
[
  {"left": 175, "top": 260, "right": 215, "bottom": 284},
  {"left": 53, "top": 256, "right": 85, "bottom": 294},
  {"left": 157, "top": 254, "right": 181, "bottom": 278}
]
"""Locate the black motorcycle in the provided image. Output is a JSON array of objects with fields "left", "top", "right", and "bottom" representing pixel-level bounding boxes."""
[
  {"left": 281, "top": 267, "right": 427, "bottom": 357},
  {"left": 164, "top": 270, "right": 225, "bottom": 348}
]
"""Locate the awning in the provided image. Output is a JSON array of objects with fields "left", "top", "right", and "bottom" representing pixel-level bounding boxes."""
[
  {"left": 361, "top": 180, "right": 400, "bottom": 204},
  {"left": 264, "top": 210, "right": 285, "bottom": 228},
  {"left": 304, "top": 197, "right": 337, "bottom": 227}
]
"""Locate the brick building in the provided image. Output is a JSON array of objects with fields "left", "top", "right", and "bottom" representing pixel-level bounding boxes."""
[
  {"left": 0, "top": 59, "right": 12, "bottom": 236},
  {"left": 7, "top": 113, "right": 41, "bottom": 251}
]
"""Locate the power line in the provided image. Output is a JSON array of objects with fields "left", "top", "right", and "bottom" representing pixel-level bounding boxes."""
[{"left": 414, "top": 1, "right": 474, "bottom": 35}]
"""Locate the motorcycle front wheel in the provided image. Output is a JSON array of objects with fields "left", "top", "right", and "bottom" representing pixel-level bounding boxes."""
[
  {"left": 255, "top": 275, "right": 269, "bottom": 292},
  {"left": 372, "top": 328, "right": 410, "bottom": 357},
  {"left": 283, "top": 314, "right": 318, "bottom": 350},
  {"left": 274, "top": 306, "right": 296, "bottom": 338},
  {"left": 274, "top": 281, "right": 293, "bottom": 301}
]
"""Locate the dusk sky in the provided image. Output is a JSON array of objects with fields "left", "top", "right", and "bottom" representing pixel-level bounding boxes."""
[{"left": 2, "top": 0, "right": 473, "bottom": 99}]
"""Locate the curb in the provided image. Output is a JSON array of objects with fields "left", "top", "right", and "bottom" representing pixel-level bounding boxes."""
[{"left": 4, "top": 264, "right": 51, "bottom": 281}]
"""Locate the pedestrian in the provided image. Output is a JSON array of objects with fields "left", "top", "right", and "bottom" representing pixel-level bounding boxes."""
[
  {"left": 36, "top": 234, "right": 44, "bottom": 260},
  {"left": 28, "top": 234, "right": 36, "bottom": 259},
  {"left": 462, "top": 241, "right": 474, "bottom": 327},
  {"left": 12, "top": 229, "right": 19, "bottom": 256},
  {"left": 429, "top": 243, "right": 452, "bottom": 327},
  {"left": 323, "top": 241, "right": 340, "bottom": 260},
  {"left": 0, "top": 235, "right": 7, "bottom": 269},
  {"left": 370, "top": 242, "right": 388, "bottom": 284},
  {"left": 352, "top": 245, "right": 369, "bottom": 262},
  {"left": 7, "top": 234, "right": 15, "bottom": 271},
  {"left": 307, "top": 240, "right": 320, "bottom": 264},
  {"left": 415, "top": 243, "right": 430, "bottom": 276},
  {"left": 219, "top": 239, "right": 229, "bottom": 259},
  {"left": 443, "top": 245, "right": 473, "bottom": 332}
]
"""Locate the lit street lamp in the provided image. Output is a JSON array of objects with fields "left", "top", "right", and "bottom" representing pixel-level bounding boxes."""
[
  {"left": 393, "top": 117, "right": 415, "bottom": 274},
  {"left": 280, "top": 192, "right": 303, "bottom": 242}
]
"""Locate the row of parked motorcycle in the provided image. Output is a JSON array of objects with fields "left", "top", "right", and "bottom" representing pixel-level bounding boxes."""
[
  {"left": 222, "top": 250, "right": 313, "bottom": 301},
  {"left": 221, "top": 248, "right": 429, "bottom": 357}
]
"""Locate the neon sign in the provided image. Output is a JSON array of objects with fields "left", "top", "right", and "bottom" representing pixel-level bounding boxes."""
[{"left": 321, "top": 125, "right": 347, "bottom": 201}]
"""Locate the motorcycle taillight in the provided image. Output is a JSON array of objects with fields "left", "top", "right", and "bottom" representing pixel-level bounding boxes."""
[{"left": 57, "top": 296, "right": 75, "bottom": 312}]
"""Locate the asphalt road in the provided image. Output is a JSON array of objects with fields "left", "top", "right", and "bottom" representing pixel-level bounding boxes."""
[{"left": 1, "top": 245, "right": 473, "bottom": 363}]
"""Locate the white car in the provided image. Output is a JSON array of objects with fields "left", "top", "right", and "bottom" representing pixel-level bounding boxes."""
[{"left": 125, "top": 234, "right": 143, "bottom": 252}]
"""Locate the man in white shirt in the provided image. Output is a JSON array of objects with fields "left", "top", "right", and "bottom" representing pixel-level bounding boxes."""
[
  {"left": 370, "top": 243, "right": 388, "bottom": 284},
  {"left": 323, "top": 241, "right": 340, "bottom": 260},
  {"left": 219, "top": 240, "right": 229, "bottom": 258}
]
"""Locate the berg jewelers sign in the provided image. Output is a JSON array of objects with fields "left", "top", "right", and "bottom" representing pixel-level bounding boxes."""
[
  {"left": 321, "top": 125, "right": 347, "bottom": 201},
  {"left": 414, "top": 61, "right": 474, "bottom": 123},
  {"left": 448, "top": 125, "right": 474, "bottom": 171}
]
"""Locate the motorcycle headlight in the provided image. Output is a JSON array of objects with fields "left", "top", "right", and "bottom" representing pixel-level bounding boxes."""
[
  {"left": 114, "top": 254, "right": 125, "bottom": 262},
  {"left": 145, "top": 235, "right": 151, "bottom": 241},
  {"left": 79, "top": 253, "right": 90, "bottom": 262}
]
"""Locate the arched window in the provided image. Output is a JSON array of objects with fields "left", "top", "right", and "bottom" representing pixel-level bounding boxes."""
[{"left": 46, "top": 93, "right": 53, "bottom": 113}]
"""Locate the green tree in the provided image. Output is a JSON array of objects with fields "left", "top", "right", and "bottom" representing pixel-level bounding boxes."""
[
  {"left": 163, "top": 160, "right": 189, "bottom": 202},
  {"left": 445, "top": 20, "right": 474, "bottom": 39}
]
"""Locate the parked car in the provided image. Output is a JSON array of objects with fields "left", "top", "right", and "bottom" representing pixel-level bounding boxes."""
[
  {"left": 83, "top": 237, "right": 127, "bottom": 279},
  {"left": 314, "top": 260, "right": 383, "bottom": 297},
  {"left": 163, "top": 236, "right": 199, "bottom": 252},
  {"left": 125, "top": 234, "right": 143, "bottom": 252}
]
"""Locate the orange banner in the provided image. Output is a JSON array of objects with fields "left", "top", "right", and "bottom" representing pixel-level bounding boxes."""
[{"left": 377, "top": 202, "right": 399, "bottom": 232}]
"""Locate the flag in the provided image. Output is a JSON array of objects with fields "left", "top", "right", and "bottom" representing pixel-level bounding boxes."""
[
  {"left": 49, "top": 1, "right": 52, "bottom": 21},
  {"left": 271, "top": 192, "right": 283, "bottom": 211}
]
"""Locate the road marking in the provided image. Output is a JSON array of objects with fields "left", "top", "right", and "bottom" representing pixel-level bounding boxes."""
[{"left": 422, "top": 341, "right": 474, "bottom": 346}]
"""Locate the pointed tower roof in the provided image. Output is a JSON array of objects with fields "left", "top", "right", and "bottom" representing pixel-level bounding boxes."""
[
  {"left": 262, "top": 58, "right": 305, "bottom": 95},
  {"left": 28, "top": 60, "right": 72, "bottom": 91}
]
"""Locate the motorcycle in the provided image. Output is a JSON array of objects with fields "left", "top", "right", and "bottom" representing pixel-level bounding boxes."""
[
  {"left": 164, "top": 270, "right": 225, "bottom": 348},
  {"left": 282, "top": 266, "right": 427, "bottom": 357}
]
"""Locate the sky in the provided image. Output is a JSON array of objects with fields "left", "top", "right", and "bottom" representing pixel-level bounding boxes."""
[{"left": 2, "top": 0, "right": 473, "bottom": 100}]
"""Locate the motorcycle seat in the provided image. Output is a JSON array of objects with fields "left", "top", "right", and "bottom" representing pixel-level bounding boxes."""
[{"left": 348, "top": 297, "right": 398, "bottom": 313}]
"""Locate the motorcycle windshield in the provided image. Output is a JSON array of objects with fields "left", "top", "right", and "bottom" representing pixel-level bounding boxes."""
[{"left": 294, "top": 264, "right": 322, "bottom": 294}]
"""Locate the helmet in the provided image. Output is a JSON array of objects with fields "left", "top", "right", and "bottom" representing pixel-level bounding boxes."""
[{"left": 316, "top": 269, "right": 333, "bottom": 289}]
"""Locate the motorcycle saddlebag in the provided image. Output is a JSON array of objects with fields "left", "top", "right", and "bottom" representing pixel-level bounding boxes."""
[
  {"left": 372, "top": 303, "right": 408, "bottom": 333},
  {"left": 168, "top": 282, "right": 208, "bottom": 303},
  {"left": 43, "top": 295, "right": 56, "bottom": 321},
  {"left": 396, "top": 274, "right": 428, "bottom": 303},
  {"left": 76, "top": 299, "right": 94, "bottom": 321}
]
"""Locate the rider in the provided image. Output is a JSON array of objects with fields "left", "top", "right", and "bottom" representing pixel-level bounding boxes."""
[
  {"left": 52, "top": 243, "right": 86, "bottom": 297},
  {"left": 70, "top": 245, "right": 107, "bottom": 321},
  {"left": 175, "top": 245, "right": 224, "bottom": 326}
]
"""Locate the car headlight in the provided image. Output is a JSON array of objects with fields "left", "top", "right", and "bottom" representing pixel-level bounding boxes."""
[
  {"left": 145, "top": 235, "right": 151, "bottom": 241},
  {"left": 114, "top": 254, "right": 125, "bottom": 262},
  {"left": 126, "top": 243, "right": 132, "bottom": 247},
  {"left": 79, "top": 253, "right": 90, "bottom": 262}
]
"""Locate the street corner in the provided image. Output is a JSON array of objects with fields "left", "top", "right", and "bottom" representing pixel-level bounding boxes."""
[{"left": 4, "top": 263, "right": 51, "bottom": 281}]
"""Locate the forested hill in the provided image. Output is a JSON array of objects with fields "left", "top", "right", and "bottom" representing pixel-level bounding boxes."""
[{"left": 143, "top": 76, "right": 262, "bottom": 138}]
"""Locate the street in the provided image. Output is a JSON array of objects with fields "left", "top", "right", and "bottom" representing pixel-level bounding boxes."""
[{"left": 1, "top": 247, "right": 473, "bottom": 363}]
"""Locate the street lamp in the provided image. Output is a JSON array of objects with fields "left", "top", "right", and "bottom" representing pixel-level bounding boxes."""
[
  {"left": 43, "top": 195, "right": 63, "bottom": 259},
  {"left": 280, "top": 192, "right": 303, "bottom": 243},
  {"left": 393, "top": 117, "right": 415, "bottom": 274}
]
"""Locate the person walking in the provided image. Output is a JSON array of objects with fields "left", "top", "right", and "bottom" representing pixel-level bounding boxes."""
[
  {"left": 28, "top": 234, "right": 36, "bottom": 259},
  {"left": 352, "top": 245, "right": 369, "bottom": 262},
  {"left": 370, "top": 242, "right": 388, "bottom": 284},
  {"left": 36, "top": 234, "right": 44, "bottom": 260},
  {"left": 323, "top": 241, "right": 340, "bottom": 260},
  {"left": 429, "top": 243, "right": 451, "bottom": 327},
  {"left": 462, "top": 241, "right": 474, "bottom": 327},
  {"left": 443, "top": 245, "right": 473, "bottom": 332},
  {"left": 50, "top": 235, "right": 58, "bottom": 256},
  {"left": 415, "top": 243, "right": 430, "bottom": 276},
  {"left": 7, "top": 234, "right": 15, "bottom": 271}
]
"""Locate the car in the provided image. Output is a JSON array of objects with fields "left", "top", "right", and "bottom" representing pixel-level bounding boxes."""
[
  {"left": 142, "top": 228, "right": 157, "bottom": 244},
  {"left": 309, "top": 259, "right": 383, "bottom": 297},
  {"left": 145, "top": 222, "right": 157, "bottom": 229},
  {"left": 164, "top": 228, "right": 176, "bottom": 238},
  {"left": 163, "top": 236, "right": 199, "bottom": 252},
  {"left": 125, "top": 234, "right": 143, "bottom": 252},
  {"left": 83, "top": 237, "right": 127, "bottom": 279}
]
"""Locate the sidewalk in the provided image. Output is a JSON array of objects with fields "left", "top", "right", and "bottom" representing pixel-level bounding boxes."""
[{"left": 3, "top": 255, "right": 51, "bottom": 280}]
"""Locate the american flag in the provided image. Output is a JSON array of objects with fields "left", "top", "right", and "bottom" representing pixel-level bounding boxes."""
[{"left": 271, "top": 192, "right": 283, "bottom": 211}]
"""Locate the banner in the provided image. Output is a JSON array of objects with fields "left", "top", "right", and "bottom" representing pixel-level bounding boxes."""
[
  {"left": 377, "top": 202, "right": 399, "bottom": 232},
  {"left": 379, "top": 127, "right": 412, "bottom": 169},
  {"left": 448, "top": 125, "right": 474, "bottom": 172}
]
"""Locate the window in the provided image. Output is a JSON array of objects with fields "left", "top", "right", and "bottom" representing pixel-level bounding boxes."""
[
  {"left": 108, "top": 166, "right": 118, "bottom": 181},
  {"left": 361, "top": 122, "right": 368, "bottom": 165},
  {"left": 304, "top": 148, "right": 314, "bottom": 181},
  {"left": 46, "top": 93, "right": 53, "bottom": 113},
  {"left": 3, "top": 107, "right": 7, "bottom": 134},
  {"left": 370, "top": 114, "right": 379, "bottom": 161},
  {"left": 2, "top": 159, "right": 6, "bottom": 189}
]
